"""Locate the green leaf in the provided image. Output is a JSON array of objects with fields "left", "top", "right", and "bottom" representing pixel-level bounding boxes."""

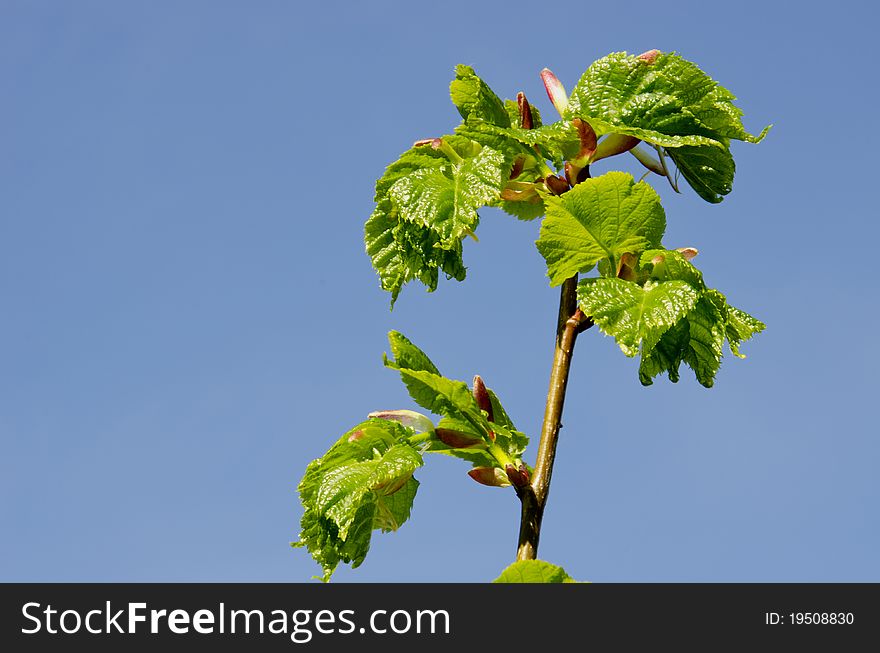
[
  {"left": 374, "top": 146, "right": 449, "bottom": 201},
  {"left": 493, "top": 560, "right": 579, "bottom": 583},
  {"left": 681, "top": 295, "right": 726, "bottom": 387},
  {"left": 450, "top": 64, "right": 510, "bottom": 127},
  {"left": 566, "top": 51, "right": 769, "bottom": 146},
  {"left": 389, "top": 146, "right": 507, "bottom": 248},
  {"left": 638, "top": 287, "right": 765, "bottom": 387},
  {"left": 458, "top": 119, "right": 579, "bottom": 170},
  {"left": 384, "top": 331, "right": 528, "bottom": 465},
  {"left": 640, "top": 249, "right": 705, "bottom": 289},
  {"left": 537, "top": 172, "right": 666, "bottom": 285},
  {"left": 637, "top": 320, "right": 688, "bottom": 385},
  {"left": 725, "top": 303, "right": 765, "bottom": 358},
  {"left": 578, "top": 277, "right": 699, "bottom": 357},
  {"left": 665, "top": 144, "right": 735, "bottom": 204},
  {"left": 500, "top": 197, "right": 546, "bottom": 221},
  {"left": 294, "top": 420, "right": 423, "bottom": 581},
  {"left": 364, "top": 199, "right": 466, "bottom": 306},
  {"left": 386, "top": 330, "right": 441, "bottom": 376},
  {"left": 565, "top": 51, "right": 768, "bottom": 203}
]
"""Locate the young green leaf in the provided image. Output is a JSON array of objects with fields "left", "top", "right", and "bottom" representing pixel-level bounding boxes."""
[
  {"left": 493, "top": 559, "right": 579, "bottom": 583},
  {"left": 725, "top": 303, "right": 765, "bottom": 358},
  {"left": 536, "top": 172, "right": 666, "bottom": 285},
  {"left": 565, "top": 51, "right": 769, "bottom": 146},
  {"left": 640, "top": 248, "right": 706, "bottom": 289},
  {"left": 450, "top": 64, "right": 510, "bottom": 127},
  {"left": 634, "top": 269, "right": 765, "bottom": 386},
  {"left": 383, "top": 331, "right": 528, "bottom": 466},
  {"left": 665, "top": 144, "right": 736, "bottom": 204},
  {"left": 578, "top": 277, "right": 699, "bottom": 356},
  {"left": 364, "top": 199, "right": 466, "bottom": 305},
  {"left": 388, "top": 146, "right": 507, "bottom": 248},
  {"left": 294, "top": 419, "right": 424, "bottom": 581},
  {"left": 565, "top": 51, "right": 768, "bottom": 202}
]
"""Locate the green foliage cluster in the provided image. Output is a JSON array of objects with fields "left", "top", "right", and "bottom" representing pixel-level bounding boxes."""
[{"left": 298, "top": 50, "right": 768, "bottom": 580}]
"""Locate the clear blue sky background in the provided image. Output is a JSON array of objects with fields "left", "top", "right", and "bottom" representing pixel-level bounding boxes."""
[{"left": 2, "top": 0, "right": 877, "bottom": 583}]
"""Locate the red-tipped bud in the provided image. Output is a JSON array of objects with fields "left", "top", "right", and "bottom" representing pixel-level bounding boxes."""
[
  {"left": 540, "top": 68, "right": 569, "bottom": 116},
  {"left": 676, "top": 247, "right": 699, "bottom": 261},
  {"left": 564, "top": 162, "right": 577, "bottom": 187},
  {"left": 509, "top": 156, "right": 525, "bottom": 180},
  {"left": 517, "top": 92, "right": 534, "bottom": 130},
  {"left": 505, "top": 463, "right": 531, "bottom": 488},
  {"left": 472, "top": 375, "right": 494, "bottom": 422},
  {"left": 500, "top": 186, "right": 539, "bottom": 202},
  {"left": 368, "top": 409, "right": 434, "bottom": 433},
  {"left": 637, "top": 49, "right": 661, "bottom": 64},
  {"left": 413, "top": 137, "right": 442, "bottom": 148},
  {"left": 468, "top": 467, "right": 512, "bottom": 488},
  {"left": 347, "top": 429, "right": 365, "bottom": 442},
  {"left": 617, "top": 252, "right": 639, "bottom": 282},
  {"left": 571, "top": 118, "right": 597, "bottom": 165},
  {"left": 435, "top": 428, "right": 484, "bottom": 449},
  {"left": 544, "top": 175, "right": 570, "bottom": 196},
  {"left": 592, "top": 134, "right": 641, "bottom": 163}
]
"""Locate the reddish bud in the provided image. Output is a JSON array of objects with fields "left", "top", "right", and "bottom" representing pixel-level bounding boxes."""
[
  {"left": 468, "top": 467, "right": 512, "bottom": 488},
  {"left": 500, "top": 187, "right": 539, "bottom": 202},
  {"left": 472, "top": 375, "right": 494, "bottom": 422},
  {"left": 368, "top": 409, "right": 434, "bottom": 433},
  {"left": 544, "top": 175, "right": 570, "bottom": 196},
  {"left": 347, "top": 429, "right": 365, "bottom": 442},
  {"left": 617, "top": 252, "right": 639, "bottom": 282},
  {"left": 676, "top": 247, "right": 699, "bottom": 261},
  {"left": 571, "top": 118, "right": 598, "bottom": 164},
  {"left": 509, "top": 156, "right": 524, "bottom": 180},
  {"left": 435, "top": 428, "right": 484, "bottom": 449},
  {"left": 505, "top": 463, "right": 531, "bottom": 488},
  {"left": 517, "top": 92, "right": 534, "bottom": 130},
  {"left": 413, "top": 137, "right": 442, "bottom": 148},
  {"left": 540, "top": 68, "right": 569, "bottom": 116},
  {"left": 637, "top": 49, "right": 661, "bottom": 64}
]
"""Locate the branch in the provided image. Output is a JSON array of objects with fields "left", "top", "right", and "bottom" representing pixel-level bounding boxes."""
[{"left": 516, "top": 277, "right": 589, "bottom": 560}]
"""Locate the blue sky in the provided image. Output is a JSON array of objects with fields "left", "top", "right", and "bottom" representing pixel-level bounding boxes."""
[{"left": 1, "top": 0, "right": 878, "bottom": 582}]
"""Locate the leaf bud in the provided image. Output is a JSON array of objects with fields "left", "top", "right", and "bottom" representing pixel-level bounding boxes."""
[
  {"left": 516, "top": 92, "right": 534, "bottom": 130},
  {"left": 505, "top": 463, "right": 531, "bottom": 488},
  {"left": 617, "top": 252, "right": 639, "bottom": 282},
  {"left": 540, "top": 68, "right": 569, "bottom": 116},
  {"left": 509, "top": 156, "right": 525, "bottom": 180},
  {"left": 368, "top": 409, "right": 434, "bottom": 433},
  {"left": 435, "top": 428, "right": 484, "bottom": 449},
  {"left": 544, "top": 175, "right": 570, "bottom": 196},
  {"left": 412, "top": 137, "right": 442, "bottom": 148},
  {"left": 472, "top": 375, "right": 494, "bottom": 422},
  {"left": 675, "top": 247, "right": 699, "bottom": 261},
  {"left": 637, "top": 49, "right": 661, "bottom": 64},
  {"left": 571, "top": 118, "right": 597, "bottom": 165},
  {"left": 468, "top": 467, "right": 512, "bottom": 488}
]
